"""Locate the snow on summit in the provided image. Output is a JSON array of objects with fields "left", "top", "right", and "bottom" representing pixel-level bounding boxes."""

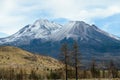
[{"left": 0, "top": 19, "right": 120, "bottom": 44}]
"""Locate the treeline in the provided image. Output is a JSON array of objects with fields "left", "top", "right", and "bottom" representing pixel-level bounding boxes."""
[
  {"left": 0, "top": 67, "right": 63, "bottom": 80},
  {"left": 59, "top": 41, "right": 120, "bottom": 80},
  {"left": 0, "top": 68, "right": 41, "bottom": 80},
  {"left": 0, "top": 65, "right": 119, "bottom": 80}
]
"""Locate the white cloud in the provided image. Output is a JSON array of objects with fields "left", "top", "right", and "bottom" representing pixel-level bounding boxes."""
[
  {"left": 0, "top": 0, "right": 120, "bottom": 34},
  {"left": 41, "top": 0, "right": 120, "bottom": 23}
]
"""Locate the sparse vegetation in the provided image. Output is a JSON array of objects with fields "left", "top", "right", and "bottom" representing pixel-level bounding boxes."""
[
  {"left": 0, "top": 46, "right": 63, "bottom": 79},
  {"left": 0, "top": 46, "right": 120, "bottom": 79}
]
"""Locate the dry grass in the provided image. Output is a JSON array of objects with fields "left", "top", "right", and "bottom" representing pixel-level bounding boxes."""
[{"left": 0, "top": 46, "right": 64, "bottom": 74}]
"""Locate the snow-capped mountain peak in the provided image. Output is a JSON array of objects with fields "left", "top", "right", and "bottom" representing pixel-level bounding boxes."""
[
  {"left": 50, "top": 20, "right": 120, "bottom": 41},
  {"left": 0, "top": 19, "right": 120, "bottom": 45},
  {"left": 0, "top": 19, "right": 62, "bottom": 44},
  {"left": 51, "top": 21, "right": 93, "bottom": 41},
  {"left": 20, "top": 19, "right": 62, "bottom": 37},
  {"left": 33, "top": 19, "right": 62, "bottom": 31}
]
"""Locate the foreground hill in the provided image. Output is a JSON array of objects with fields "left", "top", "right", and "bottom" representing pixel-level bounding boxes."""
[{"left": 0, "top": 46, "right": 63, "bottom": 73}]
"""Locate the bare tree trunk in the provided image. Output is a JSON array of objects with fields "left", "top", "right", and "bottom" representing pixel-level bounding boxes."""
[
  {"left": 60, "top": 43, "right": 69, "bottom": 80},
  {"left": 73, "top": 41, "right": 80, "bottom": 80},
  {"left": 75, "top": 52, "right": 78, "bottom": 80},
  {"left": 65, "top": 60, "right": 68, "bottom": 80}
]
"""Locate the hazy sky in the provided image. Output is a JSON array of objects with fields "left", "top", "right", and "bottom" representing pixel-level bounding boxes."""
[{"left": 0, "top": 0, "right": 120, "bottom": 37}]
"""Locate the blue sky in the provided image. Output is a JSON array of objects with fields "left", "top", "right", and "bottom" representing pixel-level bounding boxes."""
[{"left": 0, "top": 0, "right": 120, "bottom": 38}]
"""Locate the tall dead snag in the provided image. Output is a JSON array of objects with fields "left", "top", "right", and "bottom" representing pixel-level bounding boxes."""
[
  {"left": 90, "top": 60, "right": 100, "bottom": 78},
  {"left": 60, "top": 43, "right": 69, "bottom": 80},
  {"left": 108, "top": 60, "right": 118, "bottom": 78},
  {"left": 72, "top": 41, "right": 81, "bottom": 80}
]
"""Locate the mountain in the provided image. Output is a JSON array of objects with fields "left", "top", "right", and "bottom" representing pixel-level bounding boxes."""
[
  {"left": 51, "top": 21, "right": 120, "bottom": 41},
  {"left": 0, "top": 19, "right": 62, "bottom": 45},
  {"left": 0, "top": 46, "right": 63, "bottom": 72},
  {"left": 0, "top": 19, "right": 120, "bottom": 65}
]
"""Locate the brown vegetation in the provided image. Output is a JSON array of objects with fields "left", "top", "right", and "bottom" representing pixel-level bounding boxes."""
[
  {"left": 0, "top": 46, "right": 64, "bottom": 79},
  {"left": 0, "top": 46, "right": 120, "bottom": 79}
]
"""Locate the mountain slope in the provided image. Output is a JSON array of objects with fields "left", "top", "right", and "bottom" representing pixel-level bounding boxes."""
[
  {"left": 0, "top": 46, "right": 63, "bottom": 71},
  {"left": 50, "top": 21, "right": 120, "bottom": 64},
  {"left": 51, "top": 21, "right": 120, "bottom": 41},
  {"left": 0, "top": 19, "right": 120, "bottom": 65},
  {"left": 0, "top": 19, "right": 62, "bottom": 45}
]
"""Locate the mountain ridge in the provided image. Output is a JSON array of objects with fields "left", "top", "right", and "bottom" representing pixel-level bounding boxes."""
[
  {"left": 0, "top": 19, "right": 120, "bottom": 65},
  {"left": 0, "top": 19, "right": 120, "bottom": 43}
]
